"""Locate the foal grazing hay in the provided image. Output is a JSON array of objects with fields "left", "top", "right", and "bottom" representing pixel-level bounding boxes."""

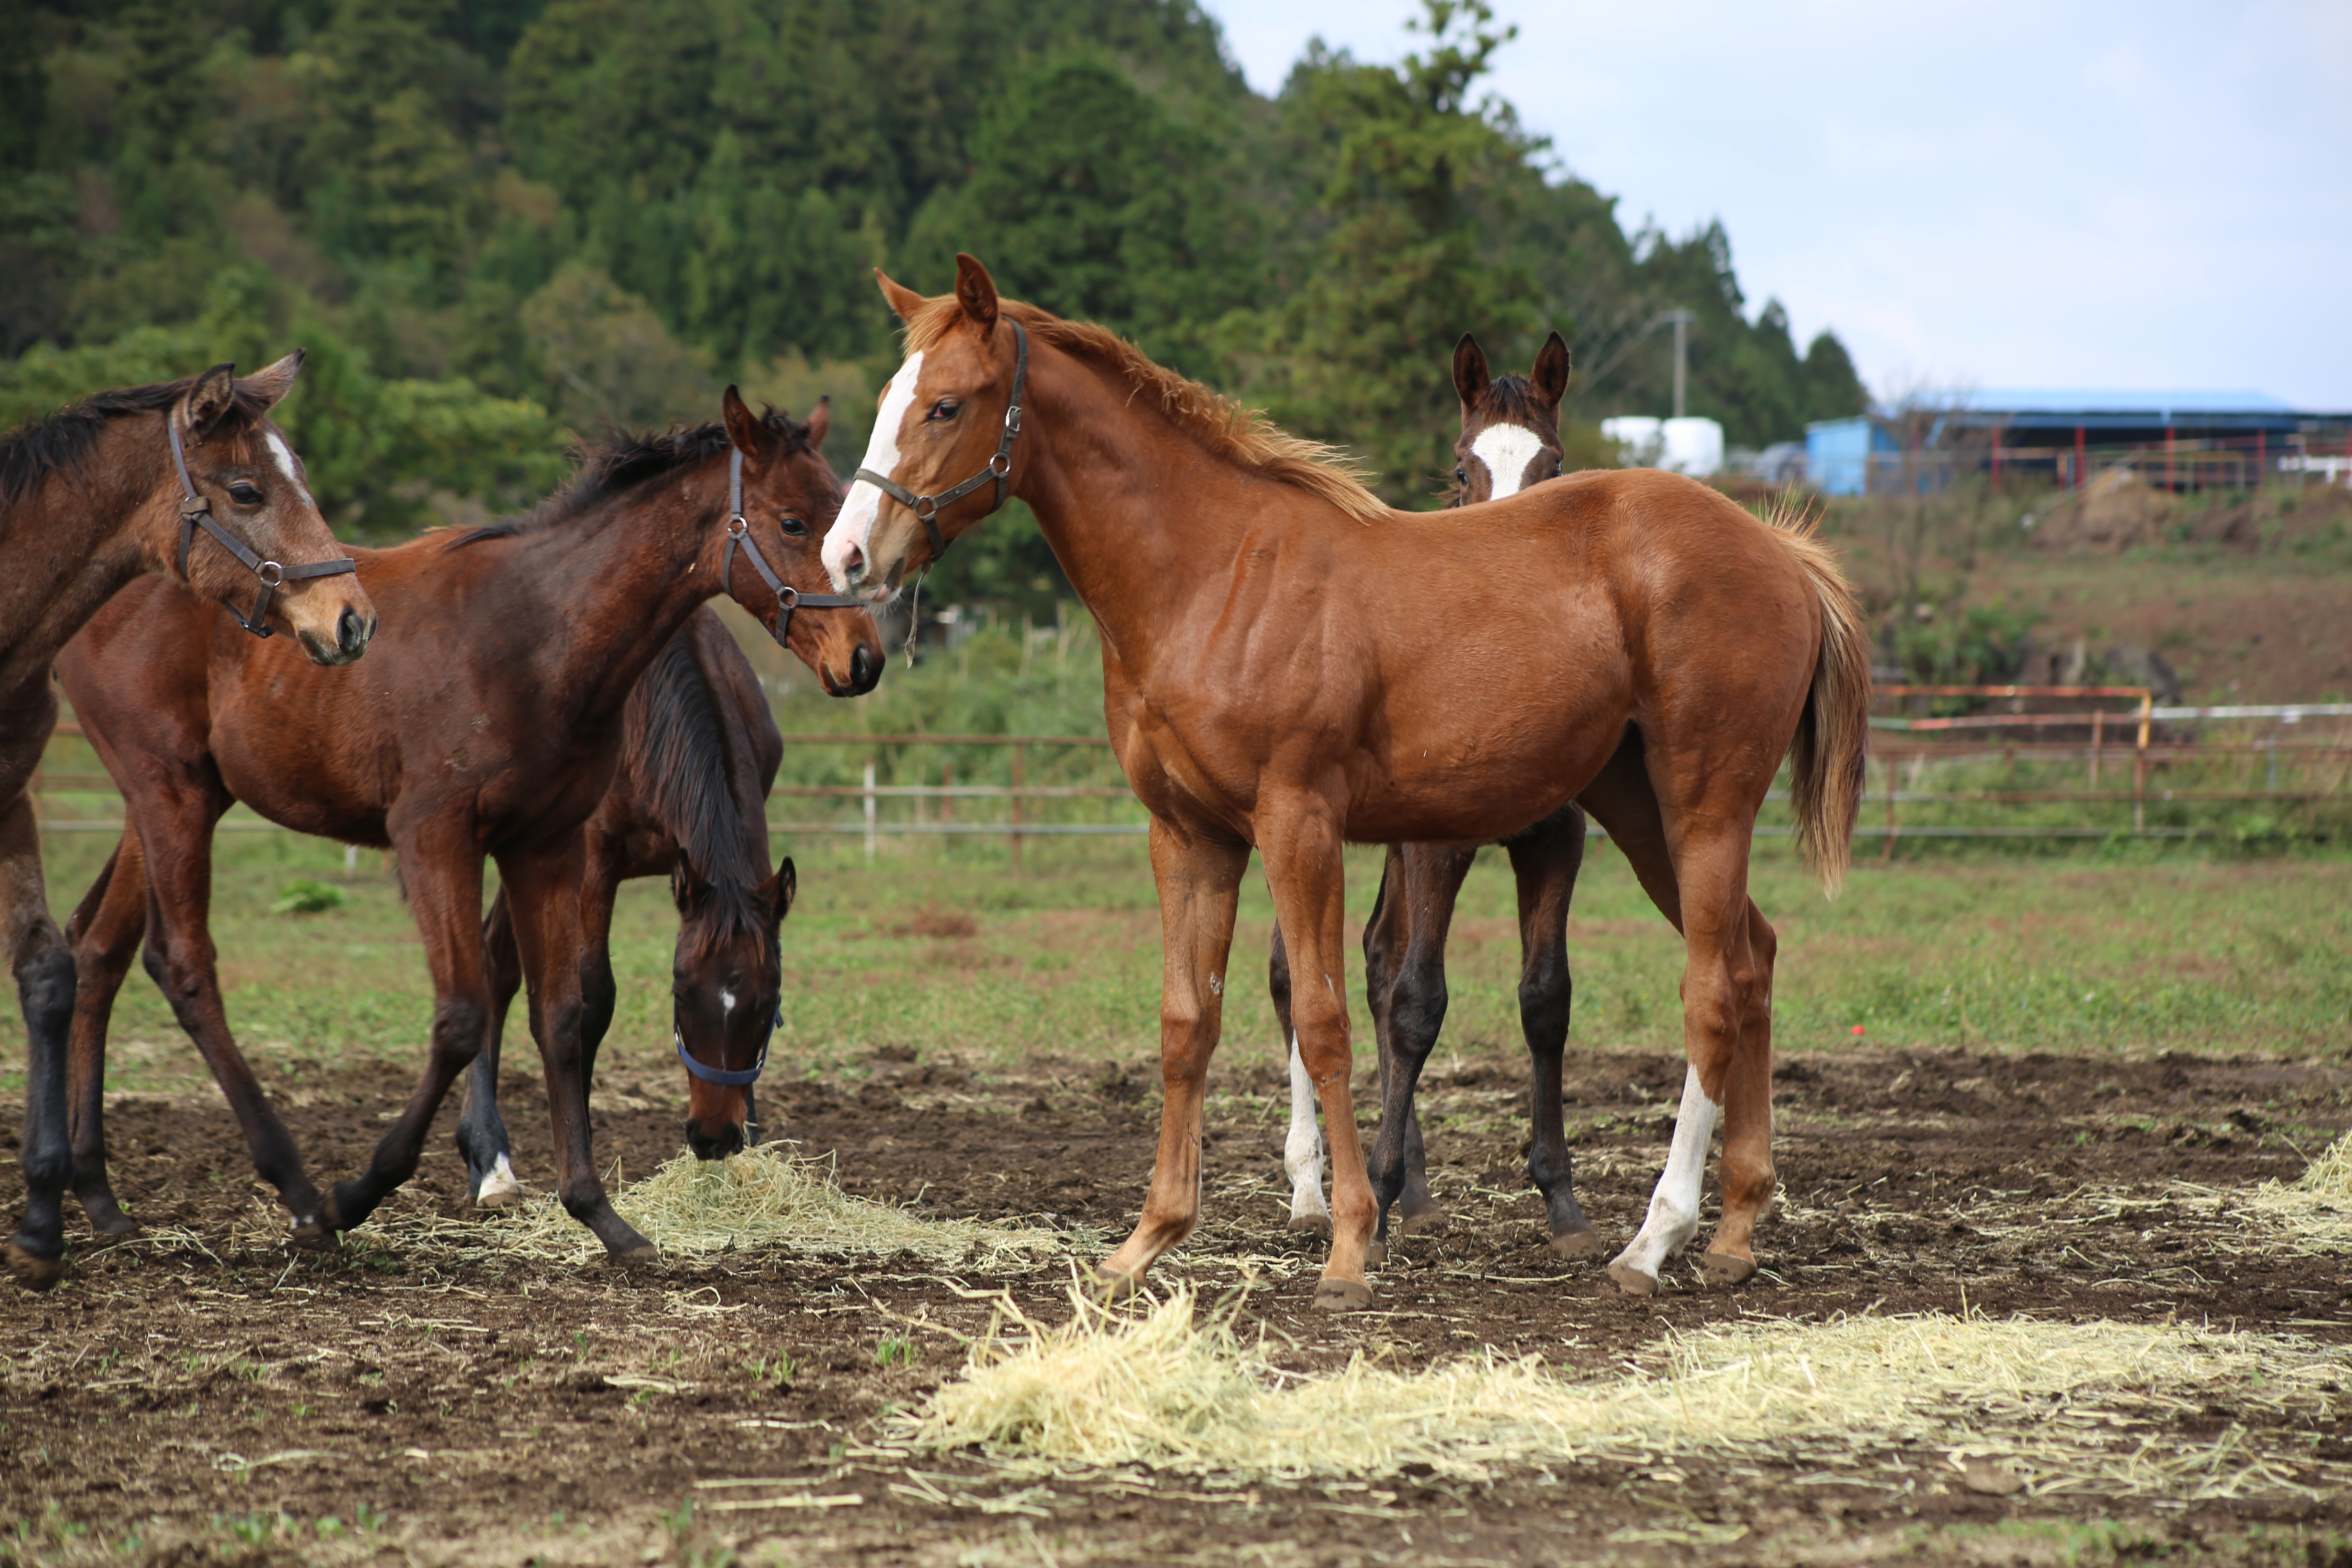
[
  {"left": 479, "top": 1143, "right": 1074, "bottom": 1267},
  {"left": 896, "top": 1285, "right": 2347, "bottom": 1498}
]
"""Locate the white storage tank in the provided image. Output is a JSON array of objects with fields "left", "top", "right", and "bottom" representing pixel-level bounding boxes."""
[{"left": 1601, "top": 415, "right": 1724, "bottom": 478}]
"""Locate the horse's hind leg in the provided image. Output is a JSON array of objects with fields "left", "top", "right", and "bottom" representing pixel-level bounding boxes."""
[
  {"left": 456, "top": 890, "right": 524, "bottom": 1208},
  {"left": 65, "top": 833, "right": 150, "bottom": 1235},
  {"left": 4, "top": 788, "right": 76, "bottom": 1290},
  {"left": 1367, "top": 844, "right": 1466, "bottom": 1262},
  {"left": 1699, "top": 902, "right": 1777, "bottom": 1285},
  {"left": 1510, "top": 805, "right": 1599, "bottom": 1259},
  {"left": 1267, "top": 926, "right": 1330, "bottom": 1235}
]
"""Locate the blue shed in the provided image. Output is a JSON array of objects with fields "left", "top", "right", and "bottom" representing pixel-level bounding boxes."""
[{"left": 1806, "top": 417, "right": 1898, "bottom": 497}]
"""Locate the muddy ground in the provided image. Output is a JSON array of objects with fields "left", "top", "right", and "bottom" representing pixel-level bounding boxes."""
[{"left": 3, "top": 1044, "right": 2349, "bottom": 1566}]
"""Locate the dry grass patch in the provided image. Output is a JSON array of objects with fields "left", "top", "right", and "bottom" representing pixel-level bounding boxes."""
[
  {"left": 894, "top": 1285, "right": 2348, "bottom": 1500},
  {"left": 2247, "top": 1129, "right": 2352, "bottom": 1250}
]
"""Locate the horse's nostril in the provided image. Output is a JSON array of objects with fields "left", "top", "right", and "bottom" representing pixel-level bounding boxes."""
[
  {"left": 851, "top": 644, "right": 879, "bottom": 691},
  {"left": 843, "top": 543, "right": 865, "bottom": 580}
]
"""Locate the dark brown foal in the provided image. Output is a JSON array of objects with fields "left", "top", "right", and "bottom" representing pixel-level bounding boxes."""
[
  {"left": 461, "top": 606, "right": 792, "bottom": 1207},
  {"left": 0, "top": 356, "right": 376, "bottom": 1290},
  {"left": 57, "top": 393, "right": 878, "bottom": 1260},
  {"left": 1269, "top": 332, "right": 1597, "bottom": 1262}
]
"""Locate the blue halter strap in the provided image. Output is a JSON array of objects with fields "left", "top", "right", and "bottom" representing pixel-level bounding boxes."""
[{"left": 674, "top": 1004, "right": 780, "bottom": 1088}]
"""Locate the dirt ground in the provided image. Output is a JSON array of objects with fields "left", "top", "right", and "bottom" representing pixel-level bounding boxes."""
[{"left": 3, "top": 1042, "right": 2350, "bottom": 1566}]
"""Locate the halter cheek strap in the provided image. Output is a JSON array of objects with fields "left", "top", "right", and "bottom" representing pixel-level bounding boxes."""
[
  {"left": 855, "top": 319, "right": 1027, "bottom": 562},
  {"left": 169, "top": 415, "right": 358, "bottom": 640},
  {"left": 723, "top": 447, "right": 865, "bottom": 648}
]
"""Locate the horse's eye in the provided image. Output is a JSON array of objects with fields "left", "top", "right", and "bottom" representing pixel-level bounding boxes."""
[
  {"left": 1552, "top": 463, "right": 1564, "bottom": 478},
  {"left": 1454, "top": 467, "right": 1467, "bottom": 483},
  {"left": 778, "top": 515, "right": 808, "bottom": 536},
  {"left": 228, "top": 482, "right": 264, "bottom": 506},
  {"left": 930, "top": 399, "right": 960, "bottom": 421}
]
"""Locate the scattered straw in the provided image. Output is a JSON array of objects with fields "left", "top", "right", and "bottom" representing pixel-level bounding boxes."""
[
  {"left": 464, "top": 1142, "right": 1078, "bottom": 1268},
  {"left": 893, "top": 1285, "right": 2349, "bottom": 1499},
  {"left": 2247, "top": 1130, "right": 2352, "bottom": 1250}
]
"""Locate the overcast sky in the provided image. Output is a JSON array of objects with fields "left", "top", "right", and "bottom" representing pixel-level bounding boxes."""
[{"left": 1200, "top": 0, "right": 2352, "bottom": 411}]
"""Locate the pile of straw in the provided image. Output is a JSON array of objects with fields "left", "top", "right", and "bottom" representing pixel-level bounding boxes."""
[
  {"left": 471, "top": 1143, "right": 1076, "bottom": 1268},
  {"left": 895, "top": 1285, "right": 2345, "bottom": 1499},
  {"left": 2249, "top": 1129, "right": 2352, "bottom": 1249}
]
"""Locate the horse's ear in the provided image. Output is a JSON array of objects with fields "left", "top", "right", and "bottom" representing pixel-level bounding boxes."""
[
  {"left": 721, "top": 385, "right": 768, "bottom": 459},
  {"left": 670, "top": 851, "right": 709, "bottom": 914},
  {"left": 875, "top": 268, "right": 927, "bottom": 323},
  {"left": 760, "top": 857, "right": 797, "bottom": 922},
  {"left": 180, "top": 362, "right": 239, "bottom": 439},
  {"left": 1452, "top": 334, "right": 1490, "bottom": 411},
  {"left": 1531, "top": 331, "right": 1572, "bottom": 412},
  {"left": 805, "top": 396, "right": 831, "bottom": 450},
  {"left": 238, "top": 350, "right": 305, "bottom": 412},
  {"left": 953, "top": 253, "right": 999, "bottom": 336}
]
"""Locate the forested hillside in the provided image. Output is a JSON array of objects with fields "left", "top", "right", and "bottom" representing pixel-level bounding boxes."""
[{"left": 1, "top": 0, "right": 1867, "bottom": 608}]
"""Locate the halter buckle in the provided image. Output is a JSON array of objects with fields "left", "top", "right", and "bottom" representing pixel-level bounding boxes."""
[
  {"left": 726, "top": 514, "right": 749, "bottom": 539},
  {"left": 987, "top": 451, "right": 1012, "bottom": 479},
  {"left": 256, "top": 560, "right": 284, "bottom": 588}
]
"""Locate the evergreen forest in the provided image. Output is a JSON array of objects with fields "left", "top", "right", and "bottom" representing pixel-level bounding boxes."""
[{"left": 2, "top": 0, "right": 1870, "bottom": 611}]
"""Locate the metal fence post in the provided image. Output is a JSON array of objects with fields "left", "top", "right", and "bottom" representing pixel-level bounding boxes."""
[
  {"left": 1010, "top": 743, "right": 1025, "bottom": 871},
  {"left": 863, "top": 759, "right": 876, "bottom": 861},
  {"left": 2134, "top": 694, "right": 2152, "bottom": 833}
]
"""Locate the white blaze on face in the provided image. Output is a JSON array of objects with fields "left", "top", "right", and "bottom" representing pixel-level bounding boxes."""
[
  {"left": 822, "top": 350, "right": 925, "bottom": 592},
  {"left": 720, "top": 988, "right": 738, "bottom": 1017},
  {"left": 264, "top": 431, "right": 318, "bottom": 512},
  {"left": 1470, "top": 423, "right": 1548, "bottom": 500}
]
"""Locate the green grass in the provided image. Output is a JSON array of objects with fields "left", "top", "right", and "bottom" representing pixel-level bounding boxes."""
[{"left": 7, "top": 824, "right": 2343, "bottom": 1100}]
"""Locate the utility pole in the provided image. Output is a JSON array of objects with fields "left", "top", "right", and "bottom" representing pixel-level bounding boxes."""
[{"left": 1659, "top": 308, "right": 1696, "bottom": 418}]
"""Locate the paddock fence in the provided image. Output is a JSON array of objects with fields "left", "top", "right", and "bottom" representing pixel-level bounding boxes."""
[{"left": 33, "top": 683, "right": 2352, "bottom": 856}]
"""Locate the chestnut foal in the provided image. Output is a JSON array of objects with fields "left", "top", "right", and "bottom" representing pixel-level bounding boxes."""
[
  {"left": 1, "top": 356, "right": 376, "bottom": 1290},
  {"left": 56, "top": 393, "right": 876, "bottom": 1260},
  {"left": 827, "top": 257, "right": 1870, "bottom": 1308},
  {"left": 1271, "top": 331, "right": 1597, "bottom": 1263},
  {"left": 461, "top": 606, "right": 795, "bottom": 1208}
]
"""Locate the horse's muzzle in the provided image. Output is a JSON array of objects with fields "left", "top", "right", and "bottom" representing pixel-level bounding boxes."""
[
  {"left": 298, "top": 607, "right": 376, "bottom": 667},
  {"left": 686, "top": 1118, "right": 746, "bottom": 1161}
]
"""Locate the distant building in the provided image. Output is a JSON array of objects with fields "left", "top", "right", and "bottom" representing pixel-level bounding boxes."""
[
  {"left": 1804, "top": 417, "right": 1898, "bottom": 496},
  {"left": 1602, "top": 415, "right": 1725, "bottom": 478}
]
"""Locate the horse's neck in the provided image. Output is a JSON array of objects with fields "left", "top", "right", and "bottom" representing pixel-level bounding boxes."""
[
  {"left": 1014, "top": 360, "right": 1258, "bottom": 678},
  {"left": 0, "top": 424, "right": 166, "bottom": 695},
  {"left": 508, "top": 486, "right": 719, "bottom": 729}
]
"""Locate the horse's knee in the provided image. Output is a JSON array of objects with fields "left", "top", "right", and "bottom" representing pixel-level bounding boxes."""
[
  {"left": 1386, "top": 960, "right": 1447, "bottom": 1058},
  {"left": 430, "top": 996, "right": 490, "bottom": 1066},
  {"left": 14, "top": 927, "right": 76, "bottom": 1041}
]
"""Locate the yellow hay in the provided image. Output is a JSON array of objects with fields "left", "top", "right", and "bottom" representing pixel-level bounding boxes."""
[
  {"left": 894, "top": 1284, "right": 2347, "bottom": 1499},
  {"left": 2246, "top": 1129, "right": 2352, "bottom": 1248},
  {"left": 467, "top": 1143, "right": 1077, "bottom": 1268}
]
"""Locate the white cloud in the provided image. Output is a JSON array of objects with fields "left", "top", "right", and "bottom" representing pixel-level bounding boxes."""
[{"left": 1200, "top": 0, "right": 2352, "bottom": 407}]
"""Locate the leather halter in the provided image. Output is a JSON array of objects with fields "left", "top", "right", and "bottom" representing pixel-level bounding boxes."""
[
  {"left": 170, "top": 415, "right": 357, "bottom": 640},
  {"left": 854, "top": 319, "right": 1028, "bottom": 563},
  {"left": 675, "top": 1002, "right": 779, "bottom": 1088},
  {"left": 723, "top": 445, "right": 864, "bottom": 645}
]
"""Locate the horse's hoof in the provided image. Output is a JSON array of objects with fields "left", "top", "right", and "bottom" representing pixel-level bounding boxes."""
[
  {"left": 288, "top": 1219, "right": 338, "bottom": 1253},
  {"left": 1365, "top": 1237, "right": 1388, "bottom": 1267},
  {"left": 607, "top": 1242, "right": 661, "bottom": 1271},
  {"left": 1285, "top": 1212, "right": 1332, "bottom": 1237},
  {"left": 1604, "top": 1261, "right": 1659, "bottom": 1296},
  {"left": 1091, "top": 1265, "right": 1142, "bottom": 1303},
  {"left": 89, "top": 1211, "right": 141, "bottom": 1239},
  {"left": 474, "top": 1156, "right": 523, "bottom": 1209},
  {"left": 1699, "top": 1250, "right": 1758, "bottom": 1287},
  {"left": 1550, "top": 1227, "right": 1604, "bottom": 1261},
  {"left": 1311, "top": 1276, "right": 1375, "bottom": 1313},
  {"left": 6, "top": 1242, "right": 65, "bottom": 1293},
  {"left": 1396, "top": 1205, "right": 1448, "bottom": 1237}
]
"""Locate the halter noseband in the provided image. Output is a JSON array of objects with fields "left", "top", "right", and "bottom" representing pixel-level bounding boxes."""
[
  {"left": 170, "top": 416, "right": 358, "bottom": 640},
  {"left": 675, "top": 1001, "right": 779, "bottom": 1088},
  {"left": 723, "top": 446, "right": 864, "bottom": 647},
  {"left": 854, "top": 319, "right": 1028, "bottom": 562}
]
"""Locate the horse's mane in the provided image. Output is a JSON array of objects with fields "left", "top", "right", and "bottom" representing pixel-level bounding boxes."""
[
  {"left": 0, "top": 374, "right": 276, "bottom": 508},
  {"left": 626, "top": 629, "right": 774, "bottom": 960},
  {"left": 901, "top": 296, "right": 1387, "bottom": 523},
  {"left": 451, "top": 410, "right": 814, "bottom": 547}
]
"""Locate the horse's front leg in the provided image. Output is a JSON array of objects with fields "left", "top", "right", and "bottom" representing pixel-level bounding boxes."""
[
  {"left": 497, "top": 834, "right": 650, "bottom": 1259},
  {"left": 1508, "top": 805, "right": 1599, "bottom": 1258},
  {"left": 457, "top": 889, "right": 525, "bottom": 1207},
  {"left": 1098, "top": 820, "right": 1247, "bottom": 1295},
  {"left": 65, "top": 833, "right": 151, "bottom": 1236},
  {"left": 325, "top": 819, "right": 492, "bottom": 1234},
  {"left": 1257, "top": 787, "right": 1376, "bottom": 1310},
  {"left": 4, "top": 788, "right": 76, "bottom": 1290},
  {"left": 1267, "top": 922, "right": 1328, "bottom": 1234},
  {"left": 1365, "top": 843, "right": 1472, "bottom": 1263}
]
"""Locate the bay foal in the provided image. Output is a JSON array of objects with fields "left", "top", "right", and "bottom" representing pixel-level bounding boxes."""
[
  {"left": 827, "top": 257, "right": 1869, "bottom": 1307},
  {"left": 56, "top": 394, "right": 876, "bottom": 1260},
  {"left": 1, "top": 356, "right": 376, "bottom": 1289},
  {"left": 1271, "top": 332, "right": 1597, "bottom": 1262},
  {"left": 461, "top": 606, "right": 793, "bottom": 1206}
]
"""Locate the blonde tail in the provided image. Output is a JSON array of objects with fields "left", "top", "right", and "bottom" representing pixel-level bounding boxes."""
[{"left": 1764, "top": 499, "right": 1871, "bottom": 895}]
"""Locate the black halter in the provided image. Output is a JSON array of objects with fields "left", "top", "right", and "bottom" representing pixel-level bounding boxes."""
[
  {"left": 722, "top": 445, "right": 864, "bottom": 646},
  {"left": 854, "top": 319, "right": 1028, "bottom": 562},
  {"left": 170, "top": 416, "right": 357, "bottom": 640}
]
